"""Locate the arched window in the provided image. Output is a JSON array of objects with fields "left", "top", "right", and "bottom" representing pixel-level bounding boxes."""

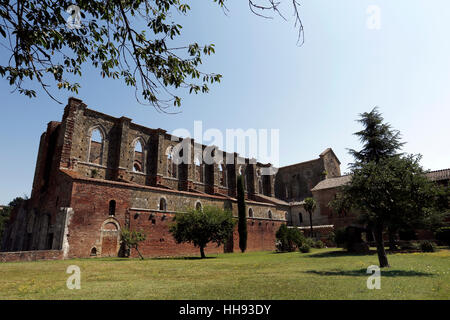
[
  {"left": 195, "top": 155, "right": 204, "bottom": 183},
  {"left": 256, "top": 168, "right": 263, "bottom": 194},
  {"left": 159, "top": 198, "right": 167, "bottom": 211},
  {"left": 248, "top": 208, "right": 253, "bottom": 218},
  {"left": 90, "top": 247, "right": 97, "bottom": 256},
  {"left": 133, "top": 139, "right": 144, "bottom": 173},
  {"left": 299, "top": 212, "right": 303, "bottom": 223},
  {"left": 166, "top": 146, "right": 178, "bottom": 178},
  {"left": 88, "top": 128, "right": 103, "bottom": 165},
  {"left": 195, "top": 201, "right": 203, "bottom": 211},
  {"left": 218, "top": 162, "right": 227, "bottom": 187},
  {"left": 268, "top": 210, "right": 272, "bottom": 219},
  {"left": 238, "top": 165, "right": 247, "bottom": 189},
  {"left": 109, "top": 200, "right": 116, "bottom": 216}
]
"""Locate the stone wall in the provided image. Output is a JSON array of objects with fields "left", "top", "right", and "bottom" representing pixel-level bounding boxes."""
[
  {"left": 59, "top": 98, "right": 275, "bottom": 199},
  {"left": 312, "top": 187, "right": 358, "bottom": 229},
  {"left": 274, "top": 148, "right": 341, "bottom": 202}
]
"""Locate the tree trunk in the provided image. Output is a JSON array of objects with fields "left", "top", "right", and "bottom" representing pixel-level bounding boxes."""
[
  {"left": 388, "top": 227, "right": 397, "bottom": 251},
  {"left": 309, "top": 212, "right": 313, "bottom": 236},
  {"left": 200, "top": 246, "right": 206, "bottom": 259},
  {"left": 135, "top": 246, "right": 144, "bottom": 260},
  {"left": 374, "top": 223, "right": 390, "bottom": 268}
]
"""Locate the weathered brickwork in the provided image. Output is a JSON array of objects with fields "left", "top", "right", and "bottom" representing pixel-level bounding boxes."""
[
  {"left": 1, "top": 98, "right": 293, "bottom": 260},
  {"left": 8, "top": 97, "right": 408, "bottom": 261},
  {"left": 0, "top": 250, "right": 63, "bottom": 263},
  {"left": 274, "top": 148, "right": 341, "bottom": 202}
]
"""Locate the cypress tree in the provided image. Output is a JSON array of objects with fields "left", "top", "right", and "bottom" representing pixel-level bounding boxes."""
[{"left": 237, "top": 175, "right": 247, "bottom": 253}]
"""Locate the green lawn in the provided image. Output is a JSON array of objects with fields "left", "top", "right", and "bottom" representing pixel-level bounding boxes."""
[{"left": 0, "top": 248, "right": 449, "bottom": 299}]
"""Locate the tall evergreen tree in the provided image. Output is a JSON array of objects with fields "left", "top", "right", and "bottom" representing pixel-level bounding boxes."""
[
  {"left": 348, "top": 107, "right": 404, "bottom": 168},
  {"left": 237, "top": 174, "right": 247, "bottom": 253}
]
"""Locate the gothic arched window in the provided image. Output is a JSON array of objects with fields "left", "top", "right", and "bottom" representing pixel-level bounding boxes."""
[
  {"left": 166, "top": 146, "right": 178, "bottom": 178},
  {"left": 88, "top": 128, "right": 104, "bottom": 165},
  {"left": 133, "top": 139, "right": 144, "bottom": 172},
  {"left": 159, "top": 198, "right": 167, "bottom": 211}
]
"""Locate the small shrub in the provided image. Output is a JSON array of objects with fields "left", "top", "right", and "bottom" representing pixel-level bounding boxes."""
[
  {"left": 275, "top": 240, "right": 284, "bottom": 253},
  {"left": 304, "top": 237, "right": 315, "bottom": 247},
  {"left": 420, "top": 241, "right": 437, "bottom": 252},
  {"left": 327, "top": 232, "right": 336, "bottom": 246},
  {"left": 275, "top": 225, "right": 305, "bottom": 252},
  {"left": 299, "top": 244, "right": 310, "bottom": 253},
  {"left": 314, "top": 240, "right": 325, "bottom": 249},
  {"left": 120, "top": 228, "right": 147, "bottom": 259},
  {"left": 290, "top": 228, "right": 306, "bottom": 249}
]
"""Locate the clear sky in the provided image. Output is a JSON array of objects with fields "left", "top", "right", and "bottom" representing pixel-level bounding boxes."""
[{"left": 1, "top": 0, "right": 449, "bottom": 205}]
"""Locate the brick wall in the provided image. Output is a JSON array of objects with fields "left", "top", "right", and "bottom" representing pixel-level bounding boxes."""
[
  {"left": 0, "top": 250, "right": 63, "bottom": 263},
  {"left": 65, "top": 178, "right": 286, "bottom": 258}
]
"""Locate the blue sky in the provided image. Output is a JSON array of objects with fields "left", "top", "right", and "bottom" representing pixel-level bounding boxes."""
[{"left": 1, "top": 0, "right": 449, "bottom": 204}]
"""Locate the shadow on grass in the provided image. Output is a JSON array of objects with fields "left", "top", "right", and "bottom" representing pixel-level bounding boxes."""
[
  {"left": 76, "top": 255, "right": 217, "bottom": 262},
  {"left": 270, "top": 251, "right": 294, "bottom": 255},
  {"left": 307, "top": 250, "right": 378, "bottom": 258},
  {"left": 149, "top": 256, "right": 217, "bottom": 261},
  {"left": 304, "top": 269, "right": 434, "bottom": 277}
]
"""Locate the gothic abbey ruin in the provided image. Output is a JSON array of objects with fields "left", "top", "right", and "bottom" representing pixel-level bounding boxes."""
[{"left": 2, "top": 97, "right": 448, "bottom": 262}]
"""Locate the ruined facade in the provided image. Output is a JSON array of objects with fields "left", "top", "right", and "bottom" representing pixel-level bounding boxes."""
[
  {"left": 0, "top": 98, "right": 359, "bottom": 261},
  {"left": 2, "top": 98, "right": 293, "bottom": 259},
  {"left": 3, "top": 98, "right": 446, "bottom": 262}
]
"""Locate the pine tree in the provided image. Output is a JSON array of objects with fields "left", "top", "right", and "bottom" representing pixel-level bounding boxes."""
[{"left": 348, "top": 107, "right": 404, "bottom": 168}]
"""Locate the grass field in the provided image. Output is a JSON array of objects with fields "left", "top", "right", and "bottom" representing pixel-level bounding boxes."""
[{"left": 0, "top": 248, "right": 449, "bottom": 299}]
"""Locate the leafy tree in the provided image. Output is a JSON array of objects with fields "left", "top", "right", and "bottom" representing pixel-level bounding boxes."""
[
  {"left": 237, "top": 174, "right": 247, "bottom": 253},
  {"left": 0, "top": 197, "right": 27, "bottom": 248},
  {"left": 303, "top": 197, "right": 316, "bottom": 235},
  {"left": 120, "top": 227, "right": 147, "bottom": 260},
  {"left": 169, "top": 205, "right": 234, "bottom": 258},
  {"left": 339, "top": 108, "right": 447, "bottom": 267},
  {"left": 328, "top": 192, "right": 352, "bottom": 218},
  {"left": 0, "top": 207, "right": 11, "bottom": 248},
  {"left": 0, "top": 0, "right": 303, "bottom": 111},
  {"left": 343, "top": 154, "right": 446, "bottom": 267}
]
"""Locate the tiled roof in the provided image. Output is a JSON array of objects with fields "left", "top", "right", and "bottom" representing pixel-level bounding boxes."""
[
  {"left": 310, "top": 175, "right": 352, "bottom": 191},
  {"left": 311, "top": 168, "right": 450, "bottom": 192},
  {"left": 253, "top": 194, "right": 290, "bottom": 206},
  {"left": 425, "top": 169, "right": 450, "bottom": 181},
  {"left": 297, "top": 225, "right": 334, "bottom": 229},
  {"left": 289, "top": 201, "right": 305, "bottom": 206}
]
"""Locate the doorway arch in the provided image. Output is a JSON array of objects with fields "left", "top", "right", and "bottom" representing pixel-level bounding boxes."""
[{"left": 100, "top": 218, "right": 121, "bottom": 257}]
